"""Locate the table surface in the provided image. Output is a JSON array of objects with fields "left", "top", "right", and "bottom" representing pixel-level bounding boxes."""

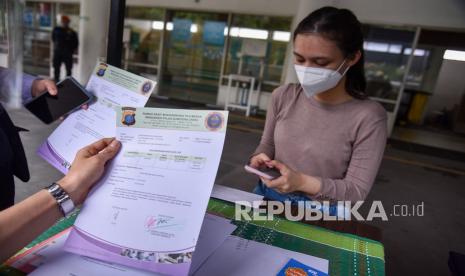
[
  {"left": 1, "top": 198, "right": 385, "bottom": 276},
  {"left": 283, "top": 201, "right": 383, "bottom": 242}
]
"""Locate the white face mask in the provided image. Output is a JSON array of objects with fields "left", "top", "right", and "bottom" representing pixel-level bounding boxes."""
[{"left": 294, "top": 60, "right": 350, "bottom": 98}]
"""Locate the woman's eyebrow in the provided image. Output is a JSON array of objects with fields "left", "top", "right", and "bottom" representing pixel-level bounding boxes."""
[
  {"left": 293, "top": 51, "right": 305, "bottom": 59},
  {"left": 293, "top": 51, "right": 331, "bottom": 61}
]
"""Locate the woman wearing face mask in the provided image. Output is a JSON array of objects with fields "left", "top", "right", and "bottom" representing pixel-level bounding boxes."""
[{"left": 249, "top": 7, "right": 387, "bottom": 205}]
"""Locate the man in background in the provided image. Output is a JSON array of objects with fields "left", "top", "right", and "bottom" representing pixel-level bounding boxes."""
[{"left": 51, "top": 15, "right": 78, "bottom": 82}]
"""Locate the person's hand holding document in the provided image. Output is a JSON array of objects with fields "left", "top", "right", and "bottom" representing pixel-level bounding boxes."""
[
  {"left": 58, "top": 137, "right": 121, "bottom": 205},
  {"left": 63, "top": 107, "right": 229, "bottom": 275}
]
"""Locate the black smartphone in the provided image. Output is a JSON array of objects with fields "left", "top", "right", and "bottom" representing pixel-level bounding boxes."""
[{"left": 25, "top": 77, "right": 93, "bottom": 124}]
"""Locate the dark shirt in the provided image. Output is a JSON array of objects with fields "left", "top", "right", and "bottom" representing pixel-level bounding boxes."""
[{"left": 52, "top": 27, "right": 78, "bottom": 55}]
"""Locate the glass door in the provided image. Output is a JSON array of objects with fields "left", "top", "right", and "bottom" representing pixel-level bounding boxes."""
[
  {"left": 159, "top": 10, "right": 228, "bottom": 104},
  {"left": 123, "top": 7, "right": 165, "bottom": 84},
  {"left": 362, "top": 24, "right": 419, "bottom": 135}
]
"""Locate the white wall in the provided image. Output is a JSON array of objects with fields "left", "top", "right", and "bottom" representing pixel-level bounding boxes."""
[
  {"left": 77, "top": 0, "right": 110, "bottom": 83},
  {"left": 426, "top": 60, "right": 465, "bottom": 116},
  {"left": 127, "top": 0, "right": 299, "bottom": 16},
  {"left": 0, "top": 53, "right": 7, "bottom": 68},
  {"left": 336, "top": 0, "right": 465, "bottom": 30}
]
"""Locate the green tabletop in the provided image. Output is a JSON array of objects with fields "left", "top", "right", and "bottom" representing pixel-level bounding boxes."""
[{"left": 1, "top": 198, "right": 385, "bottom": 276}]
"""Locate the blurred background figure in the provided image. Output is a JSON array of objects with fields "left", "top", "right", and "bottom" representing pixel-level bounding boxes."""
[{"left": 51, "top": 15, "right": 78, "bottom": 82}]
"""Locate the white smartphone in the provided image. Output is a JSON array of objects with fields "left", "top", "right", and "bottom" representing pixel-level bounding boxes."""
[{"left": 244, "top": 165, "right": 281, "bottom": 180}]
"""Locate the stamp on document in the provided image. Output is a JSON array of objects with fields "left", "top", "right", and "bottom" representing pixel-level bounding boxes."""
[
  {"left": 205, "top": 112, "right": 224, "bottom": 131},
  {"left": 96, "top": 62, "right": 108, "bottom": 77},
  {"left": 141, "top": 81, "right": 153, "bottom": 95}
]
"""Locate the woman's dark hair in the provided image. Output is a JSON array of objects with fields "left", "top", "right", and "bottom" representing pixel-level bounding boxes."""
[{"left": 293, "top": 7, "right": 367, "bottom": 99}]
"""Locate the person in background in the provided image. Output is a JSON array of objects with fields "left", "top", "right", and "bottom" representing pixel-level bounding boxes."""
[
  {"left": 0, "top": 137, "right": 121, "bottom": 262},
  {"left": 0, "top": 67, "right": 58, "bottom": 210},
  {"left": 52, "top": 15, "right": 78, "bottom": 82},
  {"left": 249, "top": 7, "right": 387, "bottom": 207}
]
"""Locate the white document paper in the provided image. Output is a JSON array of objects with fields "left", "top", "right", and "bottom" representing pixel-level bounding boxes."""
[
  {"left": 38, "top": 62, "right": 155, "bottom": 173},
  {"left": 64, "top": 107, "right": 228, "bottom": 275},
  {"left": 211, "top": 184, "right": 263, "bottom": 204},
  {"left": 29, "top": 253, "right": 156, "bottom": 276},
  {"left": 193, "top": 236, "right": 329, "bottom": 276},
  {"left": 189, "top": 214, "right": 237, "bottom": 274},
  {"left": 21, "top": 214, "right": 234, "bottom": 276},
  {"left": 8, "top": 229, "right": 152, "bottom": 276}
]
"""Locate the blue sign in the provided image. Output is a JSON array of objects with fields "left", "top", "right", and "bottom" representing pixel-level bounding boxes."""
[
  {"left": 39, "top": 13, "right": 51, "bottom": 27},
  {"left": 23, "top": 11, "right": 33, "bottom": 27},
  {"left": 172, "top": 19, "right": 192, "bottom": 42},
  {"left": 203, "top": 21, "right": 226, "bottom": 46}
]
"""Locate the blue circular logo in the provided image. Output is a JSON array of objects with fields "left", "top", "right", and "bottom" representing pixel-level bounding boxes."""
[
  {"left": 96, "top": 63, "right": 108, "bottom": 77},
  {"left": 141, "top": 81, "right": 152, "bottom": 94},
  {"left": 97, "top": 68, "right": 106, "bottom": 76},
  {"left": 124, "top": 114, "right": 135, "bottom": 125},
  {"left": 205, "top": 112, "right": 224, "bottom": 131}
]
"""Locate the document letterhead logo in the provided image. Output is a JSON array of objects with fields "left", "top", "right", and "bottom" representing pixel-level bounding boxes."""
[
  {"left": 121, "top": 107, "right": 136, "bottom": 126},
  {"left": 205, "top": 112, "right": 224, "bottom": 131},
  {"left": 141, "top": 81, "right": 153, "bottom": 96},
  {"left": 96, "top": 63, "right": 108, "bottom": 77}
]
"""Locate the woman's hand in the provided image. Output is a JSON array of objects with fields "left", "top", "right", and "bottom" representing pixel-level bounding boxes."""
[
  {"left": 0, "top": 138, "right": 120, "bottom": 262},
  {"left": 260, "top": 160, "right": 304, "bottom": 193},
  {"left": 249, "top": 153, "right": 271, "bottom": 168},
  {"left": 261, "top": 160, "right": 321, "bottom": 195},
  {"left": 57, "top": 138, "right": 121, "bottom": 205},
  {"left": 31, "top": 79, "right": 58, "bottom": 98},
  {"left": 31, "top": 79, "right": 88, "bottom": 113}
]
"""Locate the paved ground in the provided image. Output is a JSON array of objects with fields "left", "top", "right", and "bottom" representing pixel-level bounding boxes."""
[{"left": 7, "top": 105, "right": 465, "bottom": 276}]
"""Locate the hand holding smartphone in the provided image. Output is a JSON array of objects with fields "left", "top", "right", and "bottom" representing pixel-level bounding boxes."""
[
  {"left": 25, "top": 77, "right": 93, "bottom": 124},
  {"left": 244, "top": 164, "right": 282, "bottom": 180}
]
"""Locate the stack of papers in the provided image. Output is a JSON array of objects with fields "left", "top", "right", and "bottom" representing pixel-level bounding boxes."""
[
  {"left": 38, "top": 63, "right": 156, "bottom": 173},
  {"left": 193, "top": 236, "right": 328, "bottom": 275},
  {"left": 9, "top": 215, "right": 329, "bottom": 276},
  {"left": 8, "top": 214, "right": 237, "bottom": 276}
]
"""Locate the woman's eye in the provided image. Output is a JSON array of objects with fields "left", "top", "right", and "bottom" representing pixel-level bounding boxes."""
[{"left": 315, "top": 61, "right": 329, "bottom": 67}]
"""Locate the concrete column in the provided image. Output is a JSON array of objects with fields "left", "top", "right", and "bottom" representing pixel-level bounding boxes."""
[
  {"left": 283, "top": 0, "right": 336, "bottom": 84},
  {"left": 77, "top": 0, "right": 110, "bottom": 83}
]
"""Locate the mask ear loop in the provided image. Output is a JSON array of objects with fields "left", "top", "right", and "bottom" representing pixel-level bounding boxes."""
[{"left": 335, "top": 59, "right": 351, "bottom": 76}]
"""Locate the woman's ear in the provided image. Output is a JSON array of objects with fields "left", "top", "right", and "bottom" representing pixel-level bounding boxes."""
[{"left": 348, "top": 50, "right": 362, "bottom": 66}]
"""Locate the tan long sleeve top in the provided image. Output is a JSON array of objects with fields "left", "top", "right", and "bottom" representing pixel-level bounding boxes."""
[{"left": 253, "top": 84, "right": 387, "bottom": 202}]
